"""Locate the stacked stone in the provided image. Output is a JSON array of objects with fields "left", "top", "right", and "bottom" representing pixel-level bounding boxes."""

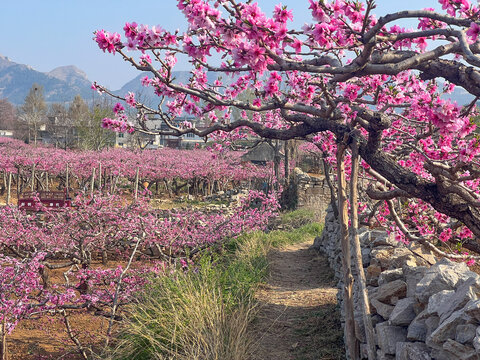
[
  {"left": 293, "top": 168, "right": 330, "bottom": 220},
  {"left": 314, "top": 205, "right": 480, "bottom": 360}
]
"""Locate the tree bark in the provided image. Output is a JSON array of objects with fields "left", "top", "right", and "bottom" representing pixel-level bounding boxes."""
[
  {"left": 1, "top": 318, "right": 7, "bottom": 360},
  {"left": 337, "top": 141, "right": 359, "bottom": 360},
  {"left": 350, "top": 139, "right": 376, "bottom": 360},
  {"left": 284, "top": 139, "right": 290, "bottom": 186}
]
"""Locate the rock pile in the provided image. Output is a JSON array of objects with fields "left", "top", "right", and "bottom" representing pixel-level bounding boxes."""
[
  {"left": 314, "top": 205, "right": 480, "bottom": 360},
  {"left": 293, "top": 168, "right": 331, "bottom": 220}
]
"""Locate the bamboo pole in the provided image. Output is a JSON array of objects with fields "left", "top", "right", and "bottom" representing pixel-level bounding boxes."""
[
  {"left": 2, "top": 171, "right": 6, "bottom": 193},
  {"left": 350, "top": 139, "right": 376, "bottom": 360},
  {"left": 90, "top": 168, "right": 96, "bottom": 197},
  {"left": 6, "top": 172, "right": 12, "bottom": 205},
  {"left": 16, "top": 167, "right": 20, "bottom": 200},
  {"left": 66, "top": 163, "right": 69, "bottom": 198},
  {"left": 134, "top": 167, "right": 139, "bottom": 200},
  {"left": 337, "top": 140, "right": 359, "bottom": 360},
  {"left": 98, "top": 163, "right": 102, "bottom": 191},
  {"left": 30, "top": 164, "right": 35, "bottom": 191}
]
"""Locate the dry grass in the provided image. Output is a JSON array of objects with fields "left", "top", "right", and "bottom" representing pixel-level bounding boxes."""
[
  {"left": 105, "top": 269, "right": 256, "bottom": 360},
  {"left": 104, "top": 210, "right": 325, "bottom": 360}
]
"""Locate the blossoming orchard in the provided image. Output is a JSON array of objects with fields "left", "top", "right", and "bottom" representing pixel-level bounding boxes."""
[
  {"left": 0, "top": 137, "right": 280, "bottom": 358},
  {"left": 2, "top": 0, "right": 480, "bottom": 358},
  {"left": 94, "top": 0, "right": 480, "bottom": 358}
]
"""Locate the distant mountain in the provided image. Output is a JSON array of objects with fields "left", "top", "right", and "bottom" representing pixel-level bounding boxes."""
[
  {"left": 0, "top": 55, "right": 93, "bottom": 105},
  {"left": 113, "top": 71, "right": 225, "bottom": 108},
  {"left": 0, "top": 53, "right": 477, "bottom": 108},
  {"left": 446, "top": 86, "right": 476, "bottom": 106},
  {"left": 47, "top": 65, "right": 90, "bottom": 86}
]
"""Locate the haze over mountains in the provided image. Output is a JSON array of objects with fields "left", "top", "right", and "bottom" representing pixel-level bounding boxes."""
[
  {"left": 0, "top": 54, "right": 198, "bottom": 106},
  {"left": 0, "top": 54, "right": 476, "bottom": 107}
]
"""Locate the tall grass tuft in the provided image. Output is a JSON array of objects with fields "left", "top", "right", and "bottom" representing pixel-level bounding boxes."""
[
  {"left": 106, "top": 262, "right": 255, "bottom": 360},
  {"left": 105, "top": 209, "right": 323, "bottom": 360}
]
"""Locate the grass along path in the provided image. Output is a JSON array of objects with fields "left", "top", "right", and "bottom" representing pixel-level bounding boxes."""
[{"left": 251, "top": 240, "right": 345, "bottom": 360}]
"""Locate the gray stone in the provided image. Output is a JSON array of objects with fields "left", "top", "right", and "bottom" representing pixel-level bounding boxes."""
[
  {"left": 376, "top": 322, "right": 407, "bottom": 355},
  {"left": 428, "top": 310, "right": 468, "bottom": 345},
  {"left": 372, "top": 298, "right": 395, "bottom": 320},
  {"left": 378, "top": 268, "right": 404, "bottom": 286},
  {"left": 366, "top": 264, "right": 382, "bottom": 286},
  {"left": 395, "top": 342, "right": 431, "bottom": 360},
  {"left": 408, "top": 311, "right": 428, "bottom": 341},
  {"left": 377, "top": 349, "right": 395, "bottom": 360},
  {"left": 443, "top": 339, "right": 477, "bottom": 360},
  {"left": 427, "top": 290, "right": 455, "bottom": 315},
  {"left": 361, "top": 247, "right": 371, "bottom": 267},
  {"left": 388, "top": 247, "right": 419, "bottom": 269},
  {"left": 408, "top": 243, "right": 437, "bottom": 265},
  {"left": 371, "top": 314, "right": 384, "bottom": 327},
  {"left": 375, "top": 280, "right": 407, "bottom": 305},
  {"left": 370, "top": 246, "right": 395, "bottom": 269},
  {"left": 430, "top": 348, "right": 456, "bottom": 360},
  {"left": 473, "top": 327, "right": 480, "bottom": 351},
  {"left": 464, "top": 300, "right": 480, "bottom": 322},
  {"left": 404, "top": 265, "right": 428, "bottom": 298},
  {"left": 371, "top": 231, "right": 400, "bottom": 248},
  {"left": 389, "top": 297, "right": 416, "bottom": 326},
  {"left": 439, "top": 277, "right": 479, "bottom": 323},
  {"left": 361, "top": 229, "right": 394, "bottom": 247},
  {"left": 456, "top": 324, "right": 477, "bottom": 344},
  {"left": 416, "top": 259, "right": 470, "bottom": 303},
  {"left": 425, "top": 316, "right": 440, "bottom": 339}
]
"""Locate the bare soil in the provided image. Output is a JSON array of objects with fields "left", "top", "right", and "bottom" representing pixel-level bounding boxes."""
[{"left": 250, "top": 241, "right": 345, "bottom": 360}]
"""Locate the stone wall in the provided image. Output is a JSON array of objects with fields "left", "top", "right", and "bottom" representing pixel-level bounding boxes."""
[
  {"left": 314, "top": 205, "right": 480, "bottom": 360},
  {"left": 294, "top": 168, "right": 331, "bottom": 221}
]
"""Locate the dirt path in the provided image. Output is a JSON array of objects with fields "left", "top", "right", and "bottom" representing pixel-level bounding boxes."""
[{"left": 251, "top": 241, "right": 345, "bottom": 360}]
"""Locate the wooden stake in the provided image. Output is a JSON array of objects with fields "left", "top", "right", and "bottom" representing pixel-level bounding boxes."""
[
  {"left": 337, "top": 141, "right": 359, "bottom": 360},
  {"left": 6, "top": 172, "right": 12, "bottom": 205},
  {"left": 31, "top": 164, "right": 35, "bottom": 191},
  {"left": 2, "top": 171, "right": 6, "bottom": 193},
  {"left": 134, "top": 167, "right": 139, "bottom": 200},
  {"left": 90, "top": 168, "right": 96, "bottom": 197},
  {"left": 66, "top": 164, "right": 69, "bottom": 198},
  {"left": 350, "top": 138, "right": 376, "bottom": 360},
  {"left": 98, "top": 163, "right": 102, "bottom": 191},
  {"left": 16, "top": 167, "right": 20, "bottom": 200}
]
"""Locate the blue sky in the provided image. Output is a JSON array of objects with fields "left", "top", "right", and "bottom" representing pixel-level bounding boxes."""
[{"left": 1, "top": 1, "right": 440, "bottom": 90}]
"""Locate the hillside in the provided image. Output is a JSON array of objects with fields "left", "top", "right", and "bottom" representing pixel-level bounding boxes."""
[{"left": 0, "top": 53, "right": 477, "bottom": 108}]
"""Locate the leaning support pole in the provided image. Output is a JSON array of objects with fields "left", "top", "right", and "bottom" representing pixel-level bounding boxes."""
[
  {"left": 30, "top": 164, "right": 35, "bottom": 191},
  {"left": 66, "top": 164, "right": 69, "bottom": 198},
  {"left": 6, "top": 172, "right": 12, "bottom": 205},
  {"left": 90, "top": 167, "right": 96, "bottom": 197},
  {"left": 337, "top": 139, "right": 359, "bottom": 360},
  {"left": 134, "top": 167, "right": 139, "bottom": 200},
  {"left": 98, "top": 162, "right": 102, "bottom": 192},
  {"left": 350, "top": 138, "right": 376, "bottom": 360},
  {"left": 16, "top": 167, "right": 20, "bottom": 201}
]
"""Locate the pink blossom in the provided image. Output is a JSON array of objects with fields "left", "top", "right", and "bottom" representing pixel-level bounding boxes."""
[
  {"left": 125, "top": 92, "right": 136, "bottom": 107},
  {"left": 467, "top": 22, "right": 480, "bottom": 42}
]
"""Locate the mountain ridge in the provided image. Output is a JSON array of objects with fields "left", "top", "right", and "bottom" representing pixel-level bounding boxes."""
[{"left": 0, "top": 54, "right": 476, "bottom": 108}]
